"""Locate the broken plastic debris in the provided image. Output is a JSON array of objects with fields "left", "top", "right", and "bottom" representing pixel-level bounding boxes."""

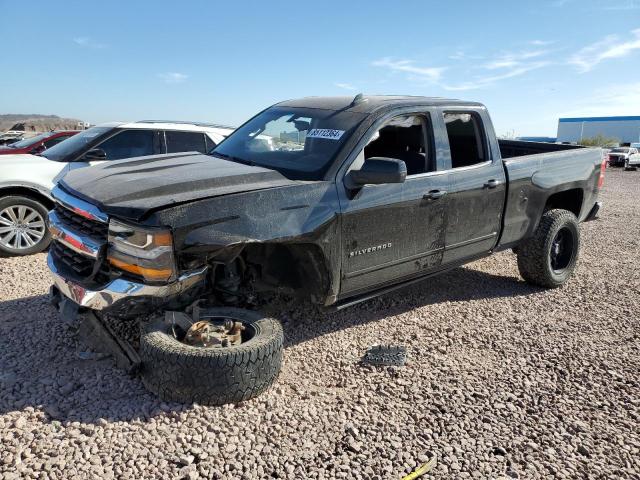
[{"left": 362, "top": 345, "right": 407, "bottom": 367}]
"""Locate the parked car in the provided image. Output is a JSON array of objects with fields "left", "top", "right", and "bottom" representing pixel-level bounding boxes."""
[
  {"left": 623, "top": 148, "right": 639, "bottom": 170},
  {"left": 47, "top": 95, "right": 605, "bottom": 405},
  {"left": 607, "top": 147, "right": 637, "bottom": 167},
  {"left": 0, "top": 132, "right": 25, "bottom": 146},
  {"left": 0, "top": 121, "right": 234, "bottom": 256},
  {"left": 0, "top": 130, "right": 79, "bottom": 155}
]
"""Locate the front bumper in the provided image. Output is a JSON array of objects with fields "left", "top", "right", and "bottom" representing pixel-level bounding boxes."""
[{"left": 48, "top": 253, "right": 207, "bottom": 311}]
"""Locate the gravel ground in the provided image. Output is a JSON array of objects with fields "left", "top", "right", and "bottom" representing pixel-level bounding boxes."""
[{"left": 0, "top": 169, "right": 638, "bottom": 480}]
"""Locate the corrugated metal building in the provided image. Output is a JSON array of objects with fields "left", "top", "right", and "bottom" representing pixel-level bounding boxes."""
[{"left": 557, "top": 116, "right": 640, "bottom": 144}]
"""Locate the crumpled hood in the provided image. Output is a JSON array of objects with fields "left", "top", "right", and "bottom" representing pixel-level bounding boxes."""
[{"left": 59, "top": 152, "right": 301, "bottom": 221}]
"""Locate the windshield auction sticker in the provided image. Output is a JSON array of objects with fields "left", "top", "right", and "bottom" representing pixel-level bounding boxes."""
[{"left": 306, "top": 129, "right": 345, "bottom": 140}]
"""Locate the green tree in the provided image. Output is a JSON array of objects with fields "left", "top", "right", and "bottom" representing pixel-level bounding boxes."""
[{"left": 579, "top": 134, "right": 619, "bottom": 147}]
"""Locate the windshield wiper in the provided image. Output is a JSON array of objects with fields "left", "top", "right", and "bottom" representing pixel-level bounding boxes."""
[{"left": 210, "top": 152, "right": 255, "bottom": 166}]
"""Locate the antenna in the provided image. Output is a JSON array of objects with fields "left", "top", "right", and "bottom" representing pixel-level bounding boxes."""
[{"left": 350, "top": 93, "right": 366, "bottom": 106}]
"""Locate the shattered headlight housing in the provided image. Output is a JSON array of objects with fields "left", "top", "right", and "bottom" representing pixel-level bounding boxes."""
[{"left": 107, "top": 219, "right": 176, "bottom": 283}]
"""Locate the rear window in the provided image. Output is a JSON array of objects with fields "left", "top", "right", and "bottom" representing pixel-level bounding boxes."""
[
  {"left": 444, "top": 112, "right": 487, "bottom": 169},
  {"left": 165, "top": 130, "right": 207, "bottom": 154}
]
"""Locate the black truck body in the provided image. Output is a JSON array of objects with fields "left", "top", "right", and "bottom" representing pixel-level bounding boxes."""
[{"left": 47, "top": 96, "right": 604, "bottom": 314}]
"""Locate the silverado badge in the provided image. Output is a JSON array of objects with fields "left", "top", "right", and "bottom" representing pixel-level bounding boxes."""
[{"left": 349, "top": 242, "right": 392, "bottom": 258}]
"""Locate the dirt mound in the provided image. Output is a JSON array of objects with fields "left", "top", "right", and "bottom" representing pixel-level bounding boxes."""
[{"left": 0, "top": 114, "right": 83, "bottom": 133}]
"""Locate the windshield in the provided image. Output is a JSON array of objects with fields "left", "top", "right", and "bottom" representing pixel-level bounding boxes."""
[
  {"left": 41, "top": 126, "right": 111, "bottom": 161},
  {"left": 611, "top": 148, "right": 629, "bottom": 153},
  {"left": 8, "top": 133, "right": 49, "bottom": 149},
  {"left": 211, "top": 106, "right": 367, "bottom": 180}
]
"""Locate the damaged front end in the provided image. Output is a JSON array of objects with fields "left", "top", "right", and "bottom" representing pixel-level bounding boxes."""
[{"left": 48, "top": 185, "right": 209, "bottom": 317}]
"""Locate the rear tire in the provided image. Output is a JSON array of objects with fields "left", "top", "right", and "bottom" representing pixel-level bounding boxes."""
[
  {"left": 0, "top": 195, "right": 51, "bottom": 257},
  {"left": 517, "top": 209, "right": 580, "bottom": 288},
  {"left": 140, "top": 307, "right": 283, "bottom": 405}
]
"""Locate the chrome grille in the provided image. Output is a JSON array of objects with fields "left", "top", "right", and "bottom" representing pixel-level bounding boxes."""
[
  {"left": 50, "top": 241, "right": 95, "bottom": 276},
  {"left": 53, "top": 204, "right": 108, "bottom": 242}
]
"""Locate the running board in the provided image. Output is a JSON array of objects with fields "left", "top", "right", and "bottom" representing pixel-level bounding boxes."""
[{"left": 330, "top": 252, "right": 490, "bottom": 311}]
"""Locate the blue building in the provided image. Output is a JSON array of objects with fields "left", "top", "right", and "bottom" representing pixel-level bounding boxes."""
[{"left": 557, "top": 116, "right": 640, "bottom": 145}]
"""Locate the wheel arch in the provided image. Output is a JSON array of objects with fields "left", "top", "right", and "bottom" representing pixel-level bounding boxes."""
[
  {"left": 0, "top": 184, "right": 54, "bottom": 210},
  {"left": 543, "top": 188, "right": 583, "bottom": 218},
  {"left": 240, "top": 241, "right": 334, "bottom": 305}
]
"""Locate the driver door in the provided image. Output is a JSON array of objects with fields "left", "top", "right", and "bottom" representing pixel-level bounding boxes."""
[{"left": 337, "top": 112, "right": 450, "bottom": 297}]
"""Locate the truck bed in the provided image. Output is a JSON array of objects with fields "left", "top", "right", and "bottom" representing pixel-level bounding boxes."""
[
  {"left": 497, "top": 141, "right": 602, "bottom": 249},
  {"left": 498, "top": 139, "right": 583, "bottom": 159}
]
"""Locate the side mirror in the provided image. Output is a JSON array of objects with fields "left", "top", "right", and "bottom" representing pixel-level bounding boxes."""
[
  {"left": 82, "top": 148, "right": 107, "bottom": 161},
  {"left": 347, "top": 157, "right": 407, "bottom": 187}
]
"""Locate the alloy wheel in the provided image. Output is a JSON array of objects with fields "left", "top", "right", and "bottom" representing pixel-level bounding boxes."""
[{"left": 0, "top": 205, "right": 46, "bottom": 250}]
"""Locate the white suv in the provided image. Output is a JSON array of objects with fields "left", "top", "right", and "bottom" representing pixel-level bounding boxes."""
[{"left": 0, "top": 121, "right": 234, "bottom": 256}]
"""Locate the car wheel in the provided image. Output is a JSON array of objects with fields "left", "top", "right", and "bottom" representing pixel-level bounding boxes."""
[
  {"left": 140, "top": 307, "right": 283, "bottom": 405},
  {"left": 516, "top": 209, "right": 580, "bottom": 288},
  {"left": 0, "top": 196, "right": 51, "bottom": 257}
]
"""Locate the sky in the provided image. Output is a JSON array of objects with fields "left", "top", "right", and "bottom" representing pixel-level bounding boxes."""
[{"left": 1, "top": 0, "right": 639, "bottom": 137}]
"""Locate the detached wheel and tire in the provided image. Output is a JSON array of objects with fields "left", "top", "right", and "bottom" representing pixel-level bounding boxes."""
[
  {"left": 140, "top": 307, "right": 283, "bottom": 405},
  {"left": 517, "top": 209, "right": 580, "bottom": 288},
  {"left": 0, "top": 196, "right": 51, "bottom": 257}
]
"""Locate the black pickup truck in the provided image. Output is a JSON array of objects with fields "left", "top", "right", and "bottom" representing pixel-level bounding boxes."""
[{"left": 47, "top": 95, "right": 605, "bottom": 405}]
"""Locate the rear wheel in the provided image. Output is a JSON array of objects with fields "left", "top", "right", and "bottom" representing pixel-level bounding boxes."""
[
  {"left": 0, "top": 196, "right": 51, "bottom": 257},
  {"left": 517, "top": 209, "right": 580, "bottom": 288}
]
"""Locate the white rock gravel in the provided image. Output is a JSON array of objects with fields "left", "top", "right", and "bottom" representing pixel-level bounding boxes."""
[{"left": 0, "top": 169, "right": 638, "bottom": 479}]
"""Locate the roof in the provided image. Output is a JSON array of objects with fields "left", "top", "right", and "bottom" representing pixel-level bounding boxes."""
[
  {"left": 93, "top": 121, "right": 235, "bottom": 134},
  {"left": 276, "top": 95, "right": 484, "bottom": 113},
  {"left": 559, "top": 116, "right": 640, "bottom": 123}
]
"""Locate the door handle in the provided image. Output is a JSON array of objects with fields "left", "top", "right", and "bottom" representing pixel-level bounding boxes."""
[
  {"left": 484, "top": 179, "right": 501, "bottom": 189},
  {"left": 423, "top": 189, "right": 447, "bottom": 200}
]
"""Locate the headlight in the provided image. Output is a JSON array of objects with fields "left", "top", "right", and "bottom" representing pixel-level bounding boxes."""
[{"left": 107, "top": 219, "right": 176, "bottom": 283}]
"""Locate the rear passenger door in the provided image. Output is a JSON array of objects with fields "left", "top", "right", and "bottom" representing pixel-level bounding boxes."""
[
  {"left": 164, "top": 130, "right": 208, "bottom": 154},
  {"left": 437, "top": 109, "right": 506, "bottom": 264}
]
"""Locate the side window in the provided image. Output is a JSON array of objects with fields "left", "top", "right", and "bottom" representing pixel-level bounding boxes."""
[
  {"left": 165, "top": 131, "right": 207, "bottom": 154},
  {"left": 44, "top": 135, "right": 70, "bottom": 148},
  {"left": 97, "top": 130, "right": 154, "bottom": 160},
  {"left": 360, "top": 115, "right": 433, "bottom": 176},
  {"left": 443, "top": 112, "right": 487, "bottom": 169}
]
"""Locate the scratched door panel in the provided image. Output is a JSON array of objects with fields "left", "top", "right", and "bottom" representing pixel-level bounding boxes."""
[
  {"left": 443, "top": 161, "right": 506, "bottom": 264},
  {"left": 340, "top": 174, "right": 449, "bottom": 295}
]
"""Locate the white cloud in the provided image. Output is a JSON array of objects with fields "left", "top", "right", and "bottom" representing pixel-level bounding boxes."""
[
  {"left": 529, "top": 40, "right": 555, "bottom": 46},
  {"left": 334, "top": 82, "right": 357, "bottom": 91},
  {"left": 570, "top": 29, "right": 640, "bottom": 72},
  {"left": 483, "top": 50, "right": 549, "bottom": 70},
  {"left": 371, "top": 48, "right": 552, "bottom": 92},
  {"left": 442, "top": 62, "right": 550, "bottom": 91},
  {"left": 73, "top": 37, "right": 106, "bottom": 49},
  {"left": 371, "top": 57, "right": 446, "bottom": 83},
  {"left": 443, "top": 48, "right": 552, "bottom": 91},
  {"left": 158, "top": 72, "right": 189, "bottom": 84},
  {"left": 558, "top": 82, "right": 640, "bottom": 117}
]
